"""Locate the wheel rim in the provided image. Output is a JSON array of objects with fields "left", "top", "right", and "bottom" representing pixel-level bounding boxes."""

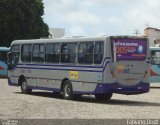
[
  {"left": 22, "top": 81, "right": 27, "bottom": 91},
  {"left": 64, "top": 84, "right": 71, "bottom": 97}
]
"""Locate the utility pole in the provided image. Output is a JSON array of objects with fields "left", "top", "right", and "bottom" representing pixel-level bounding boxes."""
[{"left": 133, "top": 29, "right": 140, "bottom": 36}]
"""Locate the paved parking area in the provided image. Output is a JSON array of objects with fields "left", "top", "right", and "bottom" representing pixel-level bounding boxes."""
[{"left": 0, "top": 79, "right": 160, "bottom": 119}]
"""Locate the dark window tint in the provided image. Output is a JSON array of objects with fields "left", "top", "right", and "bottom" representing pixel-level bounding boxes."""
[
  {"left": 21, "top": 44, "right": 32, "bottom": 62},
  {"left": 61, "top": 43, "right": 77, "bottom": 63},
  {"left": 32, "top": 44, "right": 45, "bottom": 63},
  {"left": 9, "top": 44, "right": 20, "bottom": 68},
  {"left": 78, "top": 42, "right": 94, "bottom": 64},
  {"left": 39, "top": 44, "right": 45, "bottom": 62},
  {"left": 0, "top": 52, "right": 8, "bottom": 62},
  {"left": 94, "top": 42, "right": 104, "bottom": 64},
  {"left": 11, "top": 44, "right": 20, "bottom": 52},
  {"left": 32, "top": 44, "right": 39, "bottom": 62},
  {"left": 45, "top": 43, "right": 60, "bottom": 63}
]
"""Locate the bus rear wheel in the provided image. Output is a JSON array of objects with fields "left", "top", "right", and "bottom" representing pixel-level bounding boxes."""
[
  {"left": 95, "top": 93, "right": 113, "bottom": 101},
  {"left": 21, "top": 79, "right": 32, "bottom": 94},
  {"left": 62, "top": 80, "right": 73, "bottom": 100}
]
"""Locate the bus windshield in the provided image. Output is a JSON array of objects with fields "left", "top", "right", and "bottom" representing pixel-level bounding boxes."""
[
  {"left": 8, "top": 44, "right": 20, "bottom": 70},
  {"left": 112, "top": 38, "right": 147, "bottom": 61}
]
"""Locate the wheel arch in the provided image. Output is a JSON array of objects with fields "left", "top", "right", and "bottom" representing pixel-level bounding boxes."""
[{"left": 18, "top": 75, "right": 26, "bottom": 86}]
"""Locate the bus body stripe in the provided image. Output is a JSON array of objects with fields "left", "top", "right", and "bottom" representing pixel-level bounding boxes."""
[
  {"left": 18, "top": 57, "right": 111, "bottom": 69},
  {"left": 14, "top": 57, "right": 111, "bottom": 72},
  {"left": 16, "top": 61, "right": 110, "bottom": 72}
]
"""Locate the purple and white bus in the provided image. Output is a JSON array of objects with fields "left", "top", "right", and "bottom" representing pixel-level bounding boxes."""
[{"left": 7, "top": 36, "right": 150, "bottom": 100}]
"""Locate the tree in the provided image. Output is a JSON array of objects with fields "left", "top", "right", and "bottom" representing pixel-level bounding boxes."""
[{"left": 0, "top": 0, "right": 49, "bottom": 47}]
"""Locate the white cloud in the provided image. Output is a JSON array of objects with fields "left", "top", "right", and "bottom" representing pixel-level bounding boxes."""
[
  {"left": 145, "top": 0, "right": 160, "bottom": 8},
  {"left": 43, "top": 0, "right": 160, "bottom": 36},
  {"left": 82, "top": 0, "right": 127, "bottom": 5},
  {"left": 123, "top": 0, "right": 160, "bottom": 33},
  {"left": 68, "top": 26, "right": 86, "bottom": 36},
  {"left": 61, "top": 11, "right": 101, "bottom": 25}
]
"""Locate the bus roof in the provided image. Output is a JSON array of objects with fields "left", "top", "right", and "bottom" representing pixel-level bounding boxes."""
[{"left": 11, "top": 35, "right": 147, "bottom": 45}]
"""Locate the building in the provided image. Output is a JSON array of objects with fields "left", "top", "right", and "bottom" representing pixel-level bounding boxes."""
[
  {"left": 144, "top": 27, "right": 160, "bottom": 47},
  {"left": 49, "top": 28, "right": 65, "bottom": 38}
]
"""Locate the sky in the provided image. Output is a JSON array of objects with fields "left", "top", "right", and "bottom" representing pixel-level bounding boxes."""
[{"left": 43, "top": 0, "right": 160, "bottom": 36}]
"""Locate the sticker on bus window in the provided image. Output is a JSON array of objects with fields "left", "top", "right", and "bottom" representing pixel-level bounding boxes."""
[{"left": 70, "top": 71, "right": 79, "bottom": 80}]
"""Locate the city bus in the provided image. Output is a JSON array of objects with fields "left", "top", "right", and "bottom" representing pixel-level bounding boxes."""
[
  {"left": 0, "top": 47, "right": 10, "bottom": 78},
  {"left": 150, "top": 46, "right": 160, "bottom": 83},
  {"left": 7, "top": 36, "right": 150, "bottom": 100}
]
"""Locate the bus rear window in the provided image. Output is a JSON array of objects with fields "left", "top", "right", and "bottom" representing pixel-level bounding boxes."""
[{"left": 112, "top": 38, "right": 147, "bottom": 61}]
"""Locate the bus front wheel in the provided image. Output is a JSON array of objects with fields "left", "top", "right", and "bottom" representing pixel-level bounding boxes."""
[
  {"left": 95, "top": 93, "right": 113, "bottom": 101},
  {"left": 62, "top": 80, "right": 73, "bottom": 100},
  {"left": 21, "top": 79, "right": 32, "bottom": 94}
]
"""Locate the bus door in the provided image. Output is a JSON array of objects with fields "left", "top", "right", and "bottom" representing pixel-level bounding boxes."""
[{"left": 111, "top": 38, "right": 148, "bottom": 86}]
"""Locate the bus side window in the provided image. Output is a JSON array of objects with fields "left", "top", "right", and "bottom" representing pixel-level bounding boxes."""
[
  {"left": 94, "top": 42, "right": 104, "bottom": 64},
  {"left": 21, "top": 44, "right": 32, "bottom": 63},
  {"left": 45, "top": 43, "right": 60, "bottom": 63},
  {"left": 39, "top": 44, "right": 45, "bottom": 62},
  {"left": 53, "top": 43, "right": 61, "bottom": 63},
  {"left": 45, "top": 43, "right": 53, "bottom": 63},
  {"left": 61, "top": 43, "right": 77, "bottom": 63},
  {"left": 61, "top": 43, "right": 69, "bottom": 63},
  {"left": 78, "top": 42, "right": 93, "bottom": 64},
  {"left": 33, "top": 44, "right": 39, "bottom": 62},
  {"left": 32, "top": 44, "right": 45, "bottom": 63},
  {"left": 68, "top": 43, "right": 77, "bottom": 63}
]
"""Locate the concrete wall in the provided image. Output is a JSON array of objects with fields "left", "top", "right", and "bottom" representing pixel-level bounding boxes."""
[
  {"left": 49, "top": 28, "right": 65, "bottom": 38},
  {"left": 144, "top": 27, "right": 160, "bottom": 47}
]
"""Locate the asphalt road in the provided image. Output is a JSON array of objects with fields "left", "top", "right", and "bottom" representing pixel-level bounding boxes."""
[{"left": 0, "top": 79, "right": 160, "bottom": 119}]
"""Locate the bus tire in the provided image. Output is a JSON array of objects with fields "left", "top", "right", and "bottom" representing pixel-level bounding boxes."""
[
  {"left": 21, "top": 79, "right": 32, "bottom": 94},
  {"left": 62, "top": 80, "right": 73, "bottom": 100},
  {"left": 95, "top": 93, "right": 113, "bottom": 101}
]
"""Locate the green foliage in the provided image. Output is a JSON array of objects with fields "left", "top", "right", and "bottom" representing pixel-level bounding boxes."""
[{"left": 0, "top": 0, "right": 49, "bottom": 47}]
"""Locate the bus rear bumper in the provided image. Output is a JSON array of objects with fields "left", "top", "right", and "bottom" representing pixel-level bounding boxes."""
[{"left": 94, "top": 82, "right": 150, "bottom": 95}]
